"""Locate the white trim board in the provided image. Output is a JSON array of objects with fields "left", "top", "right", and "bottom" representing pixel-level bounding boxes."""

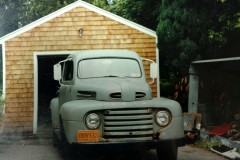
[
  {"left": 2, "top": 43, "right": 6, "bottom": 96},
  {"left": 155, "top": 38, "right": 160, "bottom": 98},
  {"left": 1, "top": 43, "right": 6, "bottom": 114},
  {"left": 0, "top": 0, "right": 156, "bottom": 43},
  {"left": 33, "top": 51, "right": 73, "bottom": 134}
]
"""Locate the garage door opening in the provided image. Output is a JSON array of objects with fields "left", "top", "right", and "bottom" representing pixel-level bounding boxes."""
[{"left": 37, "top": 54, "right": 68, "bottom": 134}]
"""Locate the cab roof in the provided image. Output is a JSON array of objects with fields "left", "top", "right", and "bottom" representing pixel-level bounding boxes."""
[{"left": 69, "top": 49, "right": 141, "bottom": 61}]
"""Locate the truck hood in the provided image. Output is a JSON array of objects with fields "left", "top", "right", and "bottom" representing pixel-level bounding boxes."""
[{"left": 73, "top": 78, "right": 152, "bottom": 101}]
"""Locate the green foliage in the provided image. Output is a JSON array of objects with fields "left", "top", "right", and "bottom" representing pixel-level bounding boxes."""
[
  {"left": 85, "top": 0, "right": 110, "bottom": 9},
  {"left": 207, "top": 0, "right": 240, "bottom": 54},
  {"left": 20, "top": 0, "right": 77, "bottom": 26},
  {"left": 0, "top": 0, "right": 25, "bottom": 36},
  {"left": 0, "top": 0, "right": 77, "bottom": 37},
  {"left": 208, "top": 30, "right": 227, "bottom": 46},
  {"left": 235, "top": 13, "right": 240, "bottom": 28},
  {"left": 109, "top": 0, "right": 160, "bottom": 30},
  {"left": 157, "top": 0, "right": 240, "bottom": 81},
  {"left": 157, "top": 0, "right": 210, "bottom": 78},
  {"left": 195, "top": 140, "right": 221, "bottom": 150}
]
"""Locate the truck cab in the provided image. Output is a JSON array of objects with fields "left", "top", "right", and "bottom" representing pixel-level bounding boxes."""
[{"left": 50, "top": 49, "right": 184, "bottom": 160}]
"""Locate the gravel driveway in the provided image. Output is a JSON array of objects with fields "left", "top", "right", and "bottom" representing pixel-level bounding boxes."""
[{"left": 0, "top": 135, "right": 227, "bottom": 160}]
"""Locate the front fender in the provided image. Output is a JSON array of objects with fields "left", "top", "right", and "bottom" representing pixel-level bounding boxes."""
[
  {"left": 152, "top": 97, "right": 183, "bottom": 117},
  {"left": 151, "top": 98, "right": 184, "bottom": 139},
  {"left": 60, "top": 100, "right": 104, "bottom": 121},
  {"left": 50, "top": 98, "right": 60, "bottom": 130},
  {"left": 60, "top": 100, "right": 105, "bottom": 143}
]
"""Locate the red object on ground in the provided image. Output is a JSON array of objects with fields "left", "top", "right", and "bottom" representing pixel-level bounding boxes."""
[{"left": 208, "top": 123, "right": 231, "bottom": 136}]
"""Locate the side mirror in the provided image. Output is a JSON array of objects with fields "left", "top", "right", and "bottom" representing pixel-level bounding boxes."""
[
  {"left": 141, "top": 57, "right": 158, "bottom": 84},
  {"left": 150, "top": 63, "right": 158, "bottom": 79},
  {"left": 53, "top": 63, "right": 62, "bottom": 81}
]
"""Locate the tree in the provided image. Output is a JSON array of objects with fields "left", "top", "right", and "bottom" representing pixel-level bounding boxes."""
[
  {"left": 109, "top": 0, "right": 160, "bottom": 30},
  {"left": 157, "top": 0, "right": 211, "bottom": 79},
  {"left": 85, "top": 0, "right": 110, "bottom": 9},
  {"left": 157, "top": 0, "right": 240, "bottom": 80},
  {"left": 0, "top": 0, "right": 77, "bottom": 37},
  {"left": 0, "top": 0, "right": 115, "bottom": 37},
  {"left": 0, "top": 0, "right": 26, "bottom": 37},
  {"left": 208, "top": 0, "right": 240, "bottom": 58}
]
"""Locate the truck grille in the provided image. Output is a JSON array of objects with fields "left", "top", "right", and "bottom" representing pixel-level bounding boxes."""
[{"left": 103, "top": 109, "right": 154, "bottom": 141}]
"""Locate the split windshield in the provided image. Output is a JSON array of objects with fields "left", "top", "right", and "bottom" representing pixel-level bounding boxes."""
[{"left": 78, "top": 58, "right": 141, "bottom": 78}]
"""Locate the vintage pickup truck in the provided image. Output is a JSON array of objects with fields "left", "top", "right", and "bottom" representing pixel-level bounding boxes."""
[{"left": 50, "top": 49, "right": 184, "bottom": 159}]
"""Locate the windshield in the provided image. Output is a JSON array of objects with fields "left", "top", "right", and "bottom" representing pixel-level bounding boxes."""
[{"left": 78, "top": 58, "right": 141, "bottom": 78}]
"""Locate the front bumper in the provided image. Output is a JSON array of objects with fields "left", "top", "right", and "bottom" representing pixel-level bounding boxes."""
[
  {"left": 61, "top": 99, "right": 184, "bottom": 144},
  {"left": 72, "top": 138, "right": 185, "bottom": 151}
]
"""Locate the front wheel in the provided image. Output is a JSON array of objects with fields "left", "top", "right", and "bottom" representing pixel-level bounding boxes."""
[
  {"left": 156, "top": 143, "right": 178, "bottom": 160},
  {"left": 59, "top": 118, "right": 78, "bottom": 157},
  {"left": 52, "top": 130, "right": 59, "bottom": 147}
]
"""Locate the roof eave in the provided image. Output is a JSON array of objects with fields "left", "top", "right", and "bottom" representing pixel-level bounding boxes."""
[
  {"left": 0, "top": 0, "right": 156, "bottom": 43},
  {"left": 0, "top": 0, "right": 82, "bottom": 43},
  {"left": 192, "top": 57, "right": 240, "bottom": 64}
]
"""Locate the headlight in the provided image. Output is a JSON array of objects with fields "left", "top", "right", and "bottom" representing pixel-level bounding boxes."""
[
  {"left": 85, "top": 113, "right": 101, "bottom": 129},
  {"left": 155, "top": 110, "right": 171, "bottom": 127}
]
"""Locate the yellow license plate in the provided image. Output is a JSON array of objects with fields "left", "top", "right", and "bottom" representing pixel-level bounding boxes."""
[{"left": 77, "top": 130, "right": 100, "bottom": 142}]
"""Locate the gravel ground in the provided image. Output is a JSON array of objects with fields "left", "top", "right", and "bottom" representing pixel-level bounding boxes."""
[{"left": 0, "top": 135, "right": 228, "bottom": 160}]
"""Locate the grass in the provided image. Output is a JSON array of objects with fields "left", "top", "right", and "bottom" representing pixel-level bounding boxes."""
[{"left": 194, "top": 139, "right": 222, "bottom": 150}]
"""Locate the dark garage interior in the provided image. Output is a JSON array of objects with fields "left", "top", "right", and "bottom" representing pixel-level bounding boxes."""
[
  {"left": 37, "top": 55, "right": 68, "bottom": 128},
  {"left": 197, "top": 60, "right": 240, "bottom": 126}
]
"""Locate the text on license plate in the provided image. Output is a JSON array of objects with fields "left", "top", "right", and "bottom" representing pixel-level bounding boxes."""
[{"left": 77, "top": 130, "right": 100, "bottom": 142}]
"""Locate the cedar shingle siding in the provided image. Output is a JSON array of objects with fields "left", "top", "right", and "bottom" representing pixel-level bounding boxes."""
[{"left": 3, "top": 6, "right": 157, "bottom": 132}]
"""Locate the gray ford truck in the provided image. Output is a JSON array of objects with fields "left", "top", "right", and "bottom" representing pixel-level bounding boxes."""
[{"left": 50, "top": 49, "right": 184, "bottom": 159}]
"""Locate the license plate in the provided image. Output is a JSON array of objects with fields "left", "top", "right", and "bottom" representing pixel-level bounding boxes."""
[{"left": 77, "top": 130, "right": 100, "bottom": 142}]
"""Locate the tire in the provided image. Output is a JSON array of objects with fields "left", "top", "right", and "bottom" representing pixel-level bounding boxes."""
[
  {"left": 156, "top": 143, "right": 178, "bottom": 160},
  {"left": 52, "top": 130, "right": 59, "bottom": 147},
  {"left": 60, "top": 118, "right": 68, "bottom": 145},
  {"left": 59, "top": 118, "right": 78, "bottom": 158}
]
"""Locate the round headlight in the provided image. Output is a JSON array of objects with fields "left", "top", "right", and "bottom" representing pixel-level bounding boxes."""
[
  {"left": 85, "top": 113, "right": 101, "bottom": 129},
  {"left": 155, "top": 111, "right": 171, "bottom": 127}
]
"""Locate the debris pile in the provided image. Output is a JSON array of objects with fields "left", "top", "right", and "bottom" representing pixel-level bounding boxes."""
[
  {"left": 183, "top": 112, "right": 202, "bottom": 142},
  {"left": 207, "top": 112, "right": 240, "bottom": 142},
  {"left": 183, "top": 111, "right": 240, "bottom": 159}
]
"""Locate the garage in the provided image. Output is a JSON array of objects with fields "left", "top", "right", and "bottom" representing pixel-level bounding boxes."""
[
  {"left": 0, "top": 1, "right": 158, "bottom": 133},
  {"left": 188, "top": 57, "right": 240, "bottom": 149}
]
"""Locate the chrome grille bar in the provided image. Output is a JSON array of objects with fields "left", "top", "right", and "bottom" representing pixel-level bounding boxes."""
[
  {"left": 104, "top": 115, "right": 153, "bottom": 120},
  {"left": 104, "top": 119, "right": 153, "bottom": 126},
  {"left": 103, "top": 109, "right": 154, "bottom": 141}
]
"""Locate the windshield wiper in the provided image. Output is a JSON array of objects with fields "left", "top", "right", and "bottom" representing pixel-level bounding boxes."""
[{"left": 103, "top": 75, "right": 127, "bottom": 78}]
